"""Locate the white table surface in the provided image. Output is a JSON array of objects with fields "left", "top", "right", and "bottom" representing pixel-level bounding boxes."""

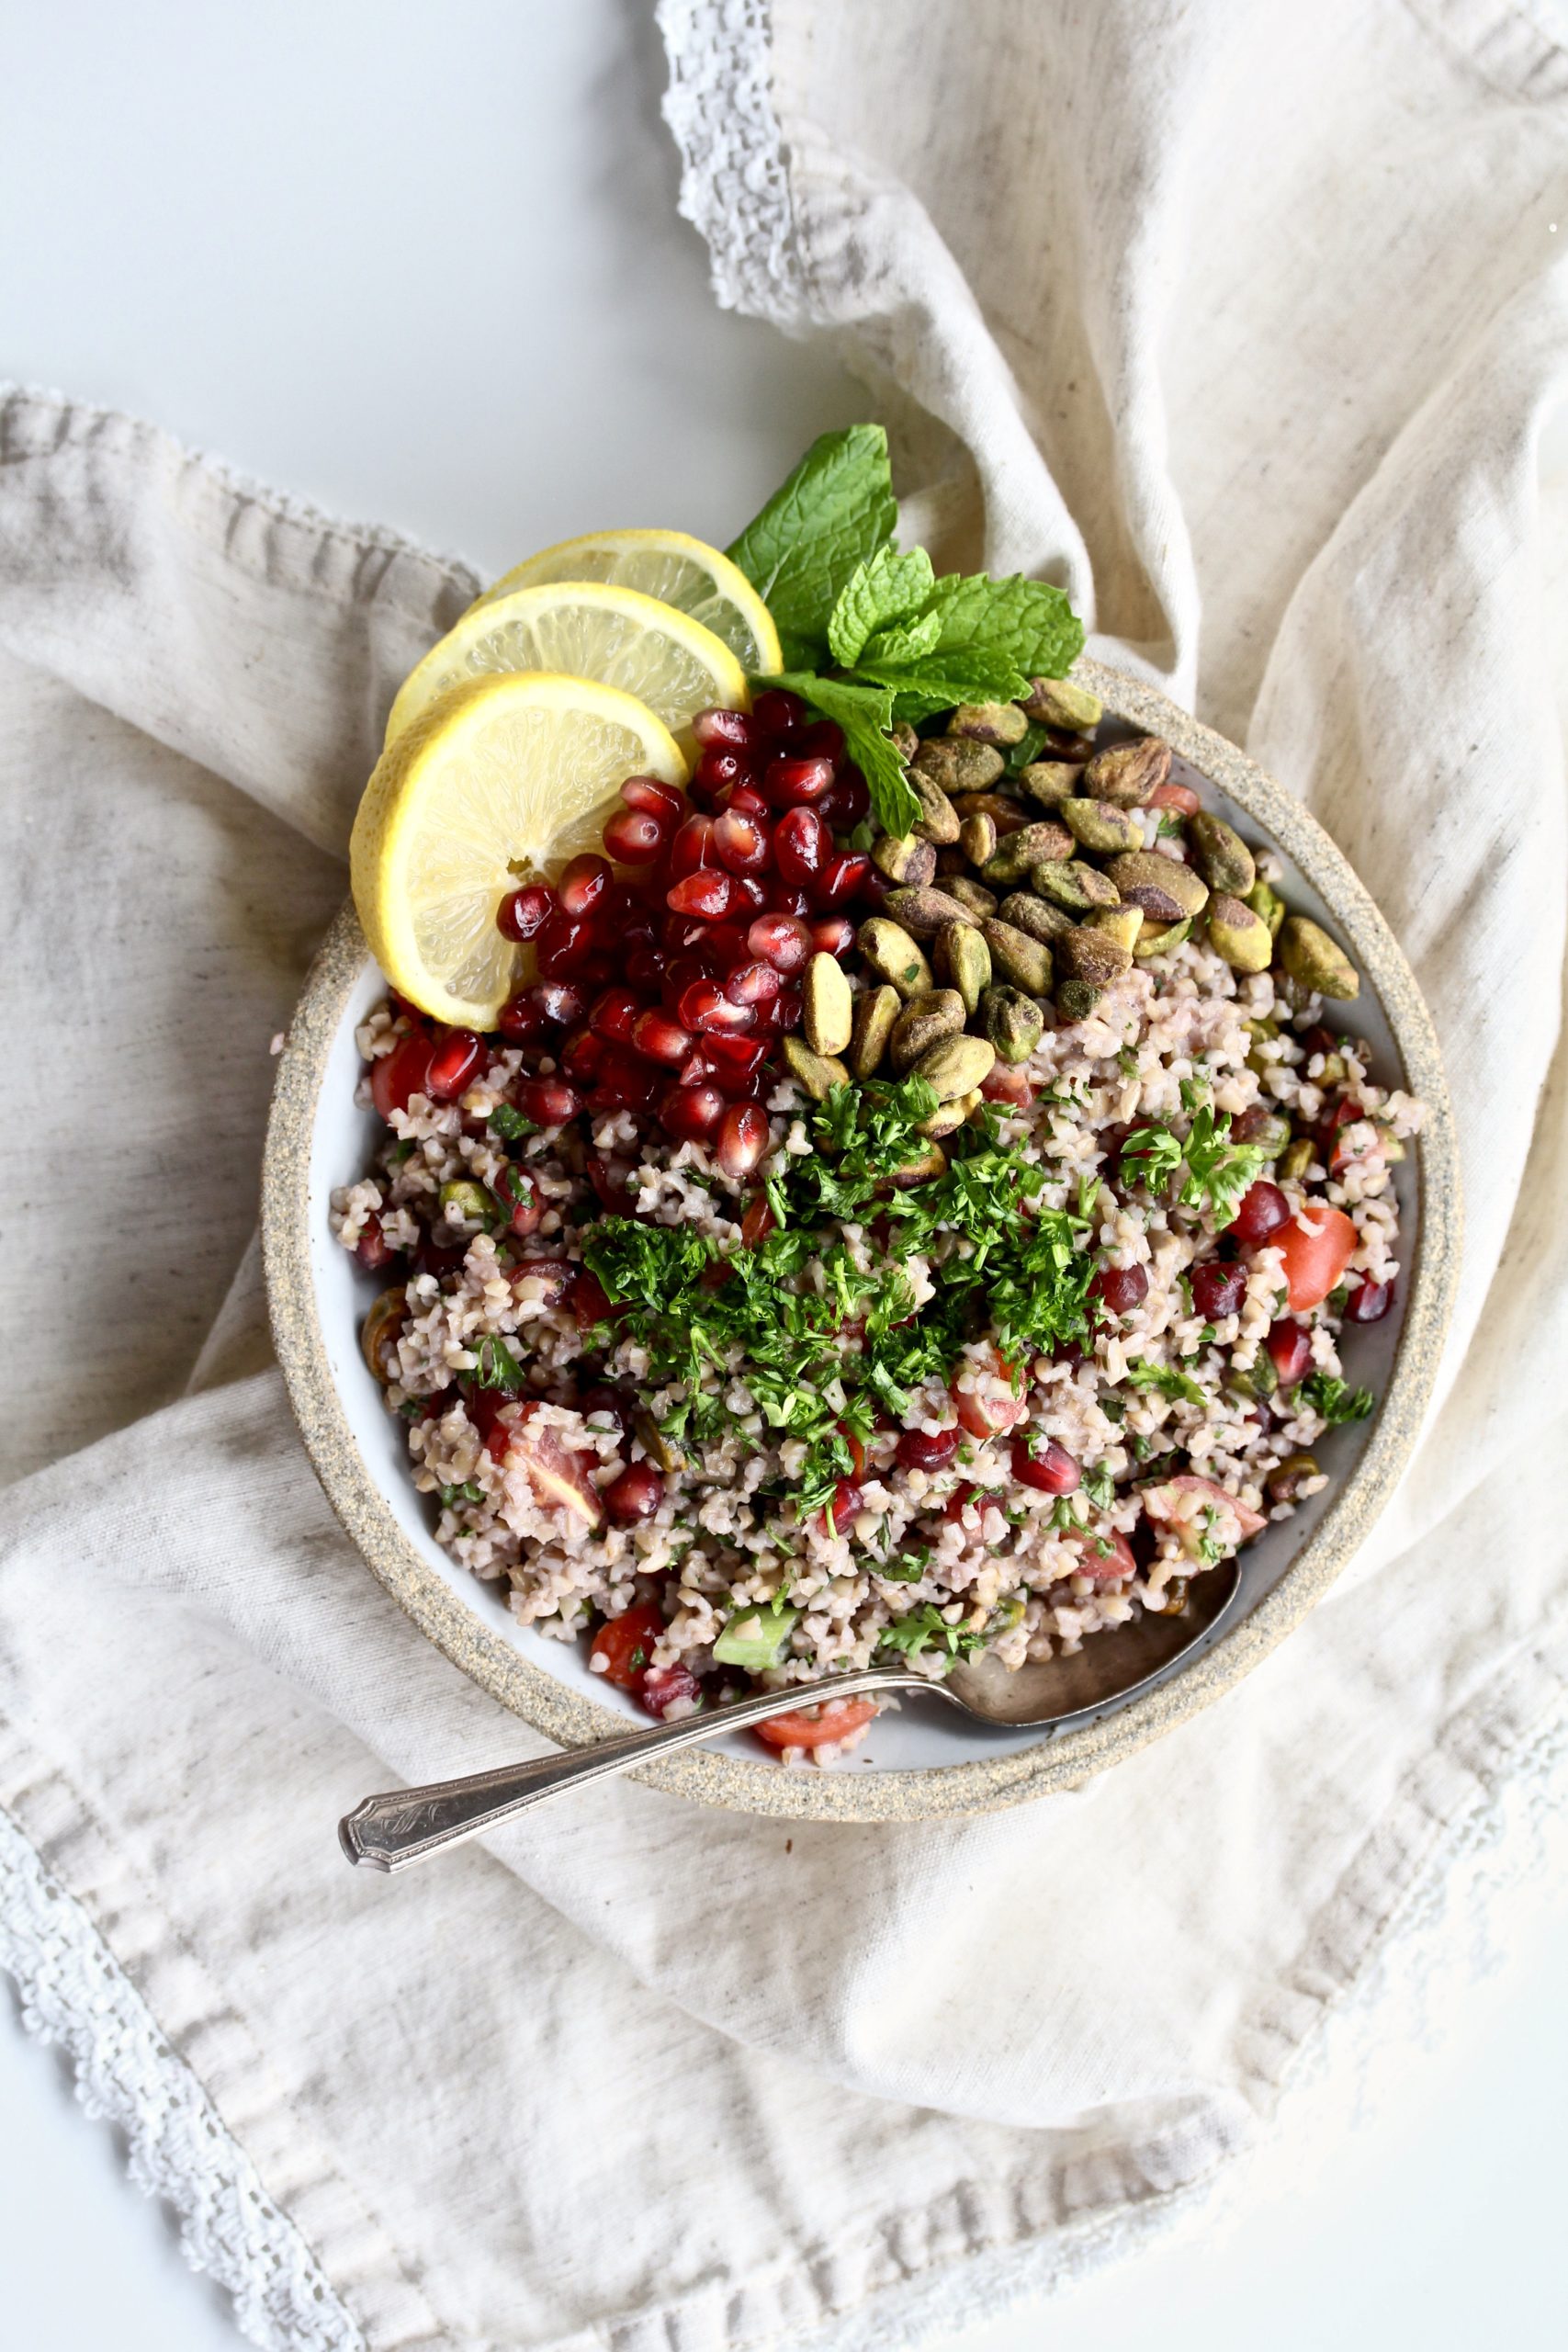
[{"left": 3, "top": 6, "right": 1566, "bottom": 2349}]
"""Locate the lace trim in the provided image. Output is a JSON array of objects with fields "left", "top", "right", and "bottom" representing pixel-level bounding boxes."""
[
  {"left": 0, "top": 1807, "right": 366, "bottom": 2352},
  {"left": 657, "top": 0, "right": 811, "bottom": 324}
]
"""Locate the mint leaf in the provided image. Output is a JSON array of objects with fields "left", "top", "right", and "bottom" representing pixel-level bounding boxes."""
[
  {"left": 727, "top": 425, "right": 897, "bottom": 659},
  {"left": 861, "top": 609, "right": 943, "bottom": 666},
  {"left": 922, "top": 571, "right": 1084, "bottom": 680},
  {"left": 856, "top": 643, "right": 1032, "bottom": 718},
  {"left": 827, "top": 544, "right": 935, "bottom": 667},
  {"left": 760, "top": 669, "right": 919, "bottom": 836}
]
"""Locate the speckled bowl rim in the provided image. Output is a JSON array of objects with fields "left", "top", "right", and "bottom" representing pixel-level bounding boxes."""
[{"left": 263, "top": 660, "right": 1461, "bottom": 1821}]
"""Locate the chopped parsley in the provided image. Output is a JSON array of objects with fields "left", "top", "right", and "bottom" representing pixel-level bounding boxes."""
[
  {"left": 468, "top": 1334, "right": 524, "bottom": 1391},
  {"left": 437, "top": 1480, "right": 485, "bottom": 1509},
  {"left": 1126, "top": 1358, "right": 1208, "bottom": 1408},
  {"left": 489, "top": 1103, "right": 540, "bottom": 1141},
  {"left": 878, "top": 1604, "right": 987, "bottom": 1663},
  {"left": 1302, "top": 1372, "right": 1375, "bottom": 1424},
  {"left": 577, "top": 1072, "right": 1096, "bottom": 1516},
  {"left": 1119, "top": 1097, "right": 1269, "bottom": 1229}
]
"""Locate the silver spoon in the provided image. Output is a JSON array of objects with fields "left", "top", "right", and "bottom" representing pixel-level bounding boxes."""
[{"left": 339, "top": 1560, "right": 1240, "bottom": 1871}]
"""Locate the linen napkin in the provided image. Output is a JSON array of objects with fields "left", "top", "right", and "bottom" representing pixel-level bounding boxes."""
[{"left": 5, "top": 4, "right": 1568, "bottom": 2347}]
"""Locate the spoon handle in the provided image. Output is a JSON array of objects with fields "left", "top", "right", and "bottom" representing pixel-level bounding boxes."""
[{"left": 338, "top": 1667, "right": 920, "bottom": 1871}]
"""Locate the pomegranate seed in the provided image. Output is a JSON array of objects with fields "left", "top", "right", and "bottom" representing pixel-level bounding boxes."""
[
  {"left": 535, "top": 913, "right": 598, "bottom": 976},
  {"left": 1090, "top": 1261, "right": 1149, "bottom": 1315},
  {"left": 730, "top": 876, "right": 768, "bottom": 913},
  {"left": 625, "top": 945, "right": 667, "bottom": 993},
  {"left": 897, "top": 1427, "right": 961, "bottom": 1473},
  {"left": 1191, "top": 1261, "right": 1247, "bottom": 1320},
  {"left": 414, "top": 1236, "right": 466, "bottom": 1283},
  {"left": 622, "top": 774, "right": 685, "bottom": 822},
  {"left": 678, "top": 979, "right": 755, "bottom": 1035},
  {"left": 631, "top": 1008, "right": 694, "bottom": 1066},
  {"left": 515, "top": 1078, "right": 582, "bottom": 1126},
  {"left": 501, "top": 1173, "right": 542, "bottom": 1236},
  {"left": 497, "top": 883, "right": 555, "bottom": 943},
  {"left": 808, "top": 914, "right": 856, "bottom": 958},
  {"left": 660, "top": 1081, "right": 726, "bottom": 1140},
  {"left": 692, "top": 706, "right": 757, "bottom": 751},
  {"left": 423, "top": 1028, "right": 482, "bottom": 1102},
  {"left": 639, "top": 1661, "right": 702, "bottom": 1719},
  {"left": 1010, "top": 1435, "right": 1081, "bottom": 1494},
  {"left": 942, "top": 1482, "right": 979, "bottom": 1523},
  {"left": 662, "top": 952, "right": 713, "bottom": 1002},
  {"left": 370, "top": 1033, "right": 434, "bottom": 1121},
  {"left": 740, "top": 1197, "right": 776, "bottom": 1248},
  {"left": 588, "top": 986, "right": 642, "bottom": 1045},
  {"left": 570, "top": 1268, "right": 615, "bottom": 1330},
  {"left": 1344, "top": 1276, "right": 1393, "bottom": 1323},
  {"left": 748, "top": 912, "right": 812, "bottom": 974},
  {"left": 603, "top": 805, "right": 667, "bottom": 865},
  {"left": 980, "top": 1066, "right": 1034, "bottom": 1107},
  {"left": 829, "top": 769, "right": 870, "bottom": 828},
  {"left": 814, "top": 851, "right": 870, "bottom": 906},
  {"left": 824, "top": 1480, "right": 862, "bottom": 1535},
  {"left": 765, "top": 753, "right": 836, "bottom": 807},
  {"left": 692, "top": 745, "right": 760, "bottom": 808},
  {"left": 594, "top": 1046, "right": 663, "bottom": 1111},
  {"left": 703, "top": 1035, "right": 768, "bottom": 1090},
  {"left": 585, "top": 1156, "right": 635, "bottom": 1213},
  {"left": 355, "top": 1215, "right": 394, "bottom": 1271},
  {"left": 715, "top": 1101, "right": 769, "bottom": 1177},
  {"left": 669, "top": 869, "right": 739, "bottom": 921},
  {"left": 713, "top": 807, "right": 771, "bottom": 875},
  {"left": 702, "top": 917, "right": 753, "bottom": 967},
  {"left": 765, "top": 883, "right": 814, "bottom": 918},
  {"left": 529, "top": 978, "right": 587, "bottom": 1026},
  {"left": 1266, "top": 1319, "right": 1314, "bottom": 1388},
  {"left": 557, "top": 854, "right": 611, "bottom": 918},
  {"left": 724, "top": 782, "right": 771, "bottom": 820},
  {"left": 751, "top": 687, "right": 807, "bottom": 737},
  {"left": 725, "top": 960, "right": 781, "bottom": 1007},
  {"left": 774, "top": 807, "right": 829, "bottom": 887},
  {"left": 668, "top": 814, "right": 718, "bottom": 878},
  {"left": 1232, "top": 1179, "right": 1292, "bottom": 1247},
  {"left": 577, "top": 1382, "right": 630, "bottom": 1431},
  {"left": 502, "top": 997, "right": 552, "bottom": 1044},
  {"left": 558, "top": 1026, "right": 606, "bottom": 1085},
  {"left": 773, "top": 985, "right": 803, "bottom": 1031},
  {"left": 796, "top": 717, "right": 845, "bottom": 762},
  {"left": 1053, "top": 1338, "right": 1088, "bottom": 1372}
]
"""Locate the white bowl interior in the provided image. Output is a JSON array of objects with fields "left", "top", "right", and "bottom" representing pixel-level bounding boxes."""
[{"left": 310, "top": 742, "right": 1416, "bottom": 1771}]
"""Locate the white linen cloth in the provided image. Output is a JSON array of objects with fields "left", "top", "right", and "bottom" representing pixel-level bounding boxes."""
[{"left": 4, "top": 4, "right": 1568, "bottom": 2346}]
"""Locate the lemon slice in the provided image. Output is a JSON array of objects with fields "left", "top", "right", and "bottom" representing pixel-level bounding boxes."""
[
  {"left": 385, "top": 580, "right": 748, "bottom": 750},
  {"left": 470, "top": 527, "right": 782, "bottom": 675},
  {"left": 351, "top": 672, "right": 686, "bottom": 1028}
]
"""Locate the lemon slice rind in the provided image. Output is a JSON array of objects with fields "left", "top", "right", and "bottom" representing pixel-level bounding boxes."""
[
  {"left": 352, "top": 671, "right": 687, "bottom": 1029},
  {"left": 470, "top": 526, "right": 782, "bottom": 675},
  {"left": 385, "top": 579, "right": 749, "bottom": 750}
]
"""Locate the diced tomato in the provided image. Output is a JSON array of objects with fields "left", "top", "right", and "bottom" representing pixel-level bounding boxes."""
[
  {"left": 1144, "top": 1472, "right": 1266, "bottom": 1551},
  {"left": 505, "top": 1403, "right": 603, "bottom": 1525},
  {"left": 1145, "top": 780, "right": 1201, "bottom": 816},
  {"left": 952, "top": 1351, "right": 1028, "bottom": 1437},
  {"left": 1067, "top": 1528, "right": 1136, "bottom": 1584},
  {"left": 1275, "top": 1204, "right": 1358, "bottom": 1312},
  {"left": 942, "top": 1481, "right": 979, "bottom": 1523},
  {"left": 753, "top": 1697, "right": 877, "bottom": 1750},
  {"left": 589, "top": 1601, "right": 666, "bottom": 1690}
]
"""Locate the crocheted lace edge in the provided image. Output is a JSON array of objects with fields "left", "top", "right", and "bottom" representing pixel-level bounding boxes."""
[{"left": 0, "top": 1807, "right": 367, "bottom": 2352}]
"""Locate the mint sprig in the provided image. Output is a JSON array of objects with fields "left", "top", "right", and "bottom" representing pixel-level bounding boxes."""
[{"left": 728, "top": 424, "right": 1085, "bottom": 838}]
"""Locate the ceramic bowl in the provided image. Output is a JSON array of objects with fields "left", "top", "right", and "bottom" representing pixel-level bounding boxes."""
[{"left": 262, "top": 661, "right": 1461, "bottom": 1821}]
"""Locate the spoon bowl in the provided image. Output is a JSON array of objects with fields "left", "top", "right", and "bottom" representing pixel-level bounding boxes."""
[{"left": 339, "top": 1562, "right": 1241, "bottom": 1871}]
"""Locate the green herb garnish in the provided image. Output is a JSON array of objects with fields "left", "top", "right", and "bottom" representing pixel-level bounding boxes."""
[
  {"left": 1301, "top": 1372, "right": 1375, "bottom": 1424},
  {"left": 1126, "top": 1358, "right": 1208, "bottom": 1408},
  {"left": 728, "top": 425, "right": 1083, "bottom": 836},
  {"left": 489, "top": 1103, "right": 540, "bottom": 1141},
  {"left": 1119, "top": 1098, "right": 1269, "bottom": 1229}
]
